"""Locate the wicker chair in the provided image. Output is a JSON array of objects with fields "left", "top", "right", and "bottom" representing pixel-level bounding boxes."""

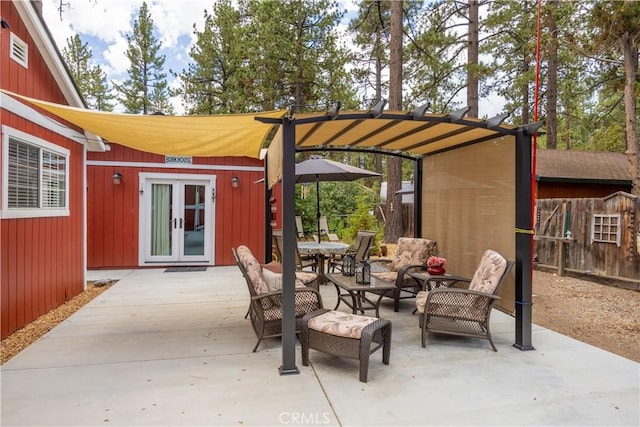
[
  {"left": 369, "top": 237, "right": 437, "bottom": 312},
  {"left": 329, "top": 230, "right": 376, "bottom": 273},
  {"left": 415, "top": 249, "right": 513, "bottom": 351},
  {"left": 233, "top": 246, "right": 323, "bottom": 352}
]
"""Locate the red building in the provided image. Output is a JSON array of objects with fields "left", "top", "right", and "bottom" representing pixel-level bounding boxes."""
[
  {"left": 1, "top": 2, "right": 273, "bottom": 339},
  {"left": 86, "top": 145, "right": 269, "bottom": 269},
  {"left": 0, "top": 1, "right": 105, "bottom": 338}
]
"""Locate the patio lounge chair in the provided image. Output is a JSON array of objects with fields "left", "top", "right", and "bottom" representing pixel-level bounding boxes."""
[
  {"left": 273, "top": 229, "right": 318, "bottom": 272},
  {"left": 232, "top": 246, "right": 323, "bottom": 352},
  {"left": 329, "top": 230, "right": 376, "bottom": 273},
  {"left": 295, "top": 216, "right": 313, "bottom": 241},
  {"left": 369, "top": 237, "right": 437, "bottom": 312},
  {"left": 318, "top": 216, "right": 340, "bottom": 242},
  {"left": 415, "top": 249, "right": 513, "bottom": 351}
]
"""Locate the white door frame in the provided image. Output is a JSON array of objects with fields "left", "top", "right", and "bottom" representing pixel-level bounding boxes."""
[{"left": 138, "top": 172, "right": 216, "bottom": 266}]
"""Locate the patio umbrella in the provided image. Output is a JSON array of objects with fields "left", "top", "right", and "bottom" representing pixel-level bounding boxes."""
[{"left": 295, "top": 156, "right": 381, "bottom": 239}]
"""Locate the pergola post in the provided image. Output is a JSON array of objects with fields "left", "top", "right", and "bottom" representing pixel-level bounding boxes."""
[
  {"left": 514, "top": 128, "right": 535, "bottom": 351},
  {"left": 264, "top": 153, "right": 273, "bottom": 263},
  {"left": 414, "top": 158, "right": 423, "bottom": 237},
  {"left": 279, "top": 117, "right": 300, "bottom": 374}
]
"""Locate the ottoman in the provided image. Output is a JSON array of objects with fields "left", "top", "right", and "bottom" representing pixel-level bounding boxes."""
[{"left": 301, "top": 309, "right": 392, "bottom": 382}]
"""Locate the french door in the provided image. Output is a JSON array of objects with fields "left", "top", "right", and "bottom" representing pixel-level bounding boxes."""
[{"left": 139, "top": 173, "right": 215, "bottom": 264}]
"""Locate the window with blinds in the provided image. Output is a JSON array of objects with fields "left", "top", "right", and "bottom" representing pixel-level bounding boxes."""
[{"left": 3, "top": 131, "right": 69, "bottom": 217}]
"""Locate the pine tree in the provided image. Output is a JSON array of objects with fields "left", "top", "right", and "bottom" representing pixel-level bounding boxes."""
[
  {"left": 114, "top": 2, "right": 173, "bottom": 115},
  {"left": 62, "top": 34, "right": 114, "bottom": 111}
]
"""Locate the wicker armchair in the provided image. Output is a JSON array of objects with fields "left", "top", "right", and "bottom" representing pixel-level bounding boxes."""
[
  {"left": 233, "top": 246, "right": 323, "bottom": 352},
  {"left": 415, "top": 249, "right": 513, "bottom": 351},
  {"left": 369, "top": 237, "right": 437, "bottom": 312}
]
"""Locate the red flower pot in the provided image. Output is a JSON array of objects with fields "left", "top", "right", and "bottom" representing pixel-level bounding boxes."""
[{"left": 427, "top": 266, "right": 445, "bottom": 275}]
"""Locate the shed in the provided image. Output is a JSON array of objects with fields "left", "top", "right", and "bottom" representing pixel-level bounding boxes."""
[{"left": 536, "top": 149, "right": 632, "bottom": 199}]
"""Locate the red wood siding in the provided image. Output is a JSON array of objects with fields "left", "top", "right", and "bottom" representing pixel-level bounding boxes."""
[
  {"left": 1, "top": 2, "right": 67, "bottom": 105},
  {"left": 537, "top": 182, "right": 631, "bottom": 199},
  {"left": 1, "top": 2, "right": 87, "bottom": 339},
  {"left": 87, "top": 144, "right": 268, "bottom": 268},
  {"left": 1, "top": 114, "right": 85, "bottom": 339}
]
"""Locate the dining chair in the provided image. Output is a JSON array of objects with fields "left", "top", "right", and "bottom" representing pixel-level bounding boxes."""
[
  {"left": 329, "top": 230, "right": 376, "bottom": 273},
  {"left": 273, "top": 229, "right": 317, "bottom": 271}
]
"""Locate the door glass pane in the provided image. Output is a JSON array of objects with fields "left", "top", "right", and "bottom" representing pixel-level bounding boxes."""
[
  {"left": 151, "top": 184, "right": 172, "bottom": 256},
  {"left": 183, "top": 184, "right": 205, "bottom": 256}
]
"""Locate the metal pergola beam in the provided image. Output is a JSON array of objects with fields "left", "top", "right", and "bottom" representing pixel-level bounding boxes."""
[{"left": 260, "top": 112, "right": 539, "bottom": 375}]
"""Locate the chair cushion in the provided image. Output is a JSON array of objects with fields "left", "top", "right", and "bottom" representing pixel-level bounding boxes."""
[
  {"left": 295, "top": 271, "right": 318, "bottom": 285},
  {"left": 261, "top": 261, "right": 283, "bottom": 274},
  {"left": 308, "top": 310, "right": 377, "bottom": 339},
  {"left": 371, "top": 270, "right": 397, "bottom": 283},
  {"left": 393, "top": 238, "right": 436, "bottom": 271},
  {"left": 415, "top": 290, "right": 429, "bottom": 314},
  {"left": 262, "top": 268, "right": 283, "bottom": 292},
  {"left": 468, "top": 250, "right": 508, "bottom": 295},
  {"left": 263, "top": 268, "right": 309, "bottom": 292},
  {"left": 237, "top": 245, "right": 268, "bottom": 295}
]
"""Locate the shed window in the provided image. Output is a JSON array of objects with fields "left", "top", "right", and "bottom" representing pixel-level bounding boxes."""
[
  {"left": 2, "top": 126, "right": 69, "bottom": 218},
  {"left": 591, "top": 214, "right": 621, "bottom": 247}
]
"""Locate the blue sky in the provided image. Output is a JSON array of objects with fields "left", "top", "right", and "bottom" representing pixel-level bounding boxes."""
[
  {"left": 42, "top": 0, "right": 504, "bottom": 116},
  {"left": 42, "top": 0, "right": 360, "bottom": 113}
]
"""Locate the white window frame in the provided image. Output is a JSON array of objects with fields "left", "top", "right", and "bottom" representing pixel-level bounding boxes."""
[
  {"left": 591, "top": 214, "right": 621, "bottom": 247},
  {"left": 9, "top": 32, "right": 28, "bottom": 68},
  {"left": 1, "top": 126, "right": 70, "bottom": 218}
]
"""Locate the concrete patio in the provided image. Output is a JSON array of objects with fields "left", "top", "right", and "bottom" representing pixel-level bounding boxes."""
[{"left": 1, "top": 266, "right": 638, "bottom": 426}]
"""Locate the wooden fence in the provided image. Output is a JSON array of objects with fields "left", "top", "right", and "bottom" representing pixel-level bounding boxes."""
[{"left": 535, "top": 192, "right": 639, "bottom": 284}]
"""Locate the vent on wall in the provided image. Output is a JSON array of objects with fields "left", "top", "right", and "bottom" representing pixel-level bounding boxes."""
[{"left": 9, "top": 33, "right": 28, "bottom": 68}]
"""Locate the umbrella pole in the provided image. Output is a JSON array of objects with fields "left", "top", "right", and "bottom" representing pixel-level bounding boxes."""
[{"left": 316, "top": 178, "right": 321, "bottom": 242}]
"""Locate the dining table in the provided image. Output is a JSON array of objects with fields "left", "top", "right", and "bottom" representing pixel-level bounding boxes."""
[{"left": 297, "top": 241, "right": 350, "bottom": 284}]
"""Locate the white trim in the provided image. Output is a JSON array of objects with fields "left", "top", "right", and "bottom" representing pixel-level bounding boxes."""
[
  {"left": 138, "top": 172, "right": 217, "bottom": 266},
  {"left": 82, "top": 147, "right": 87, "bottom": 290},
  {"left": 9, "top": 3, "right": 106, "bottom": 153},
  {"left": 1, "top": 93, "right": 106, "bottom": 152},
  {"left": 13, "top": 2, "right": 83, "bottom": 108},
  {"left": 1, "top": 125, "right": 70, "bottom": 219},
  {"left": 1, "top": 92, "right": 88, "bottom": 144},
  {"left": 88, "top": 160, "right": 263, "bottom": 172}
]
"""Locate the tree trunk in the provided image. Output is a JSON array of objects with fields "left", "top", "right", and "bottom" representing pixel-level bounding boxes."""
[
  {"left": 622, "top": 28, "right": 639, "bottom": 196},
  {"left": 385, "top": 0, "right": 404, "bottom": 242},
  {"left": 522, "top": 56, "right": 529, "bottom": 125},
  {"left": 545, "top": 0, "right": 558, "bottom": 149},
  {"left": 375, "top": 37, "right": 383, "bottom": 188},
  {"left": 467, "top": 0, "right": 479, "bottom": 118}
]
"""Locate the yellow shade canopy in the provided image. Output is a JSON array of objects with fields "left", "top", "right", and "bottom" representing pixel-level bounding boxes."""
[{"left": 3, "top": 91, "right": 286, "bottom": 158}]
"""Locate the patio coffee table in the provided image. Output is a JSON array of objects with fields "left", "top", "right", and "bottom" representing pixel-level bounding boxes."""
[{"left": 325, "top": 272, "right": 396, "bottom": 318}]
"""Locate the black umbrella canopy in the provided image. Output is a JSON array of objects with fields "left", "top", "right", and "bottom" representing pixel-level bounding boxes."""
[
  {"left": 295, "top": 156, "right": 380, "bottom": 238},
  {"left": 295, "top": 157, "right": 381, "bottom": 183}
]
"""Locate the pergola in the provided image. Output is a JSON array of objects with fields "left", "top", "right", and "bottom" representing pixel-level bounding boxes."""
[
  {"left": 257, "top": 101, "right": 541, "bottom": 374},
  {"left": 4, "top": 91, "right": 540, "bottom": 374}
]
